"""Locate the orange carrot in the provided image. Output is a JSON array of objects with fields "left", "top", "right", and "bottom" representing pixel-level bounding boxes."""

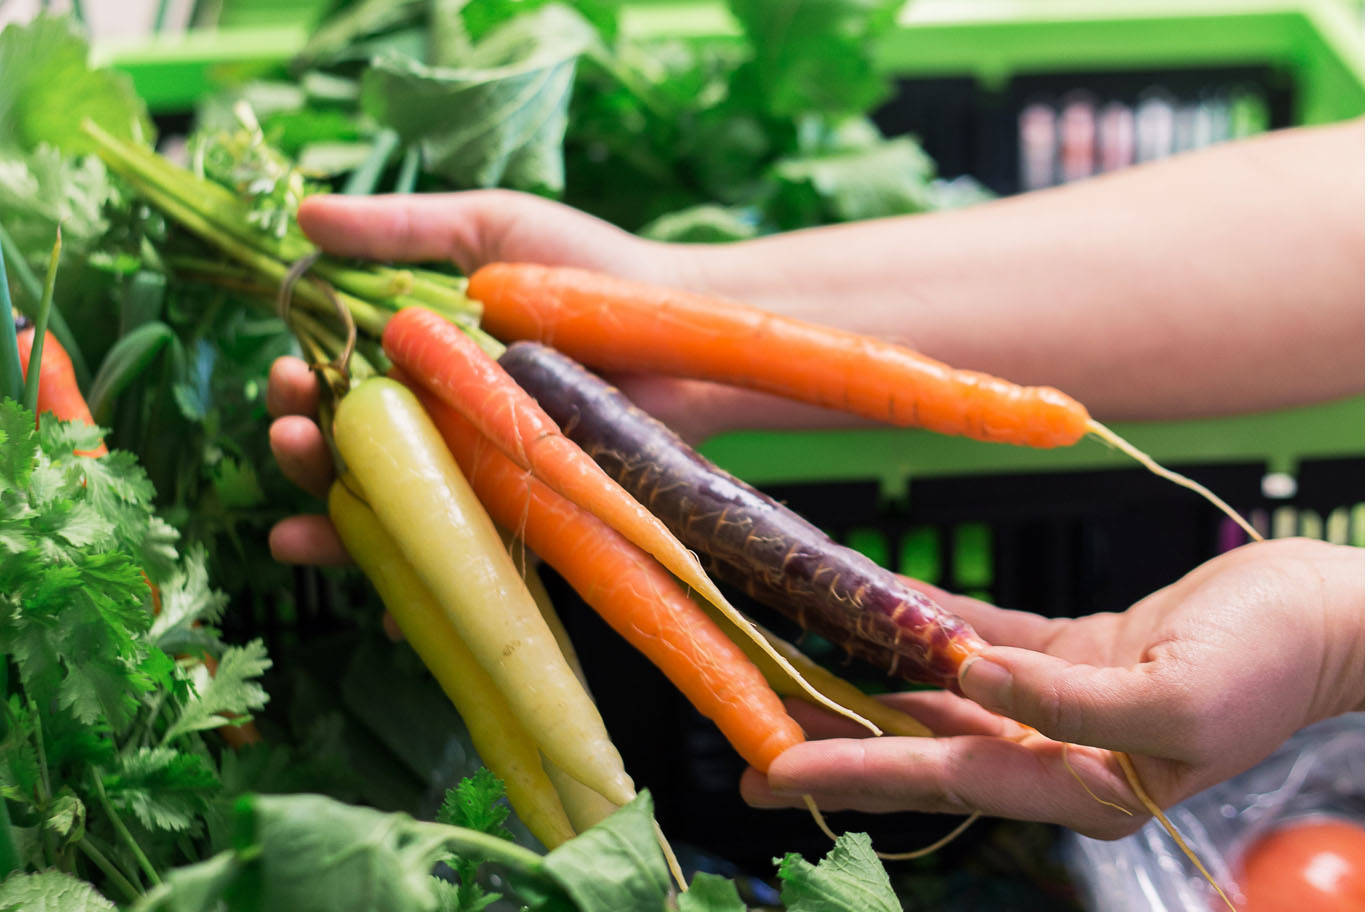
[
  {"left": 382, "top": 307, "right": 876, "bottom": 735},
  {"left": 395, "top": 368, "right": 805, "bottom": 773},
  {"left": 467, "top": 262, "right": 1088, "bottom": 448},
  {"left": 16, "top": 323, "right": 108, "bottom": 457}
]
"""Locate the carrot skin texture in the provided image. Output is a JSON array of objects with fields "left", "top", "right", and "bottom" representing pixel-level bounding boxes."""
[
  {"left": 497, "top": 341, "right": 988, "bottom": 691},
  {"left": 332, "top": 377, "right": 635, "bottom": 805},
  {"left": 329, "top": 481, "right": 578, "bottom": 848},
  {"left": 17, "top": 327, "right": 107, "bottom": 457},
  {"left": 381, "top": 307, "right": 869, "bottom": 732},
  {"left": 468, "top": 263, "right": 1090, "bottom": 448},
  {"left": 397, "top": 372, "right": 806, "bottom": 773}
]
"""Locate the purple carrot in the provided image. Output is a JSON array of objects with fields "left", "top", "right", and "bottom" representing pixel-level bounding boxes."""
[{"left": 497, "top": 341, "right": 989, "bottom": 691}]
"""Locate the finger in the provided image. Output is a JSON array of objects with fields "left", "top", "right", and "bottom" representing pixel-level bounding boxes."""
[
  {"left": 958, "top": 646, "right": 1190, "bottom": 757},
  {"left": 269, "top": 416, "right": 335, "bottom": 500},
  {"left": 740, "top": 736, "right": 1148, "bottom": 840},
  {"left": 267, "top": 356, "right": 321, "bottom": 419},
  {"left": 296, "top": 190, "right": 641, "bottom": 276},
  {"left": 268, "top": 515, "right": 353, "bottom": 566},
  {"left": 783, "top": 692, "right": 1022, "bottom": 741},
  {"left": 297, "top": 194, "right": 469, "bottom": 262}
]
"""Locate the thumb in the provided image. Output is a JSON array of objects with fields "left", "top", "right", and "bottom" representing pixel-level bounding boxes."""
[
  {"left": 295, "top": 191, "right": 643, "bottom": 276},
  {"left": 958, "top": 646, "right": 1186, "bottom": 756},
  {"left": 296, "top": 192, "right": 503, "bottom": 266}
]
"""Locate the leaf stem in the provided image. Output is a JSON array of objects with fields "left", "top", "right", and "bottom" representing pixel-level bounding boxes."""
[
  {"left": 28, "top": 698, "right": 52, "bottom": 806},
  {"left": 343, "top": 128, "right": 400, "bottom": 196},
  {"left": 21, "top": 229, "right": 62, "bottom": 415},
  {"left": 0, "top": 231, "right": 24, "bottom": 403},
  {"left": 92, "top": 774, "right": 162, "bottom": 886},
  {"left": 78, "top": 837, "right": 142, "bottom": 903}
]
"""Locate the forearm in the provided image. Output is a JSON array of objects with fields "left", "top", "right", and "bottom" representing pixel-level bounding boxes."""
[{"left": 674, "top": 121, "right": 1364, "bottom": 422}]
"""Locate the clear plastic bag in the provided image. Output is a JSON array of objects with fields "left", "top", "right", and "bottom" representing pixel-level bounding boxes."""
[{"left": 1065, "top": 712, "right": 1364, "bottom": 911}]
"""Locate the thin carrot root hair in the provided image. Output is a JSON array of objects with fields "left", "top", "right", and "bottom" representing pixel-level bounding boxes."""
[
  {"left": 1067, "top": 748, "right": 1235, "bottom": 912},
  {"left": 1112, "top": 752, "right": 1236, "bottom": 912},
  {"left": 653, "top": 819, "right": 687, "bottom": 892},
  {"left": 801, "top": 795, "right": 980, "bottom": 861},
  {"left": 1061, "top": 744, "right": 1133, "bottom": 816},
  {"left": 1087, "top": 421, "right": 1263, "bottom": 543}
]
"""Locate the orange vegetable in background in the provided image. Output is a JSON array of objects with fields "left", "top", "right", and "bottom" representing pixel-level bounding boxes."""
[
  {"left": 1235, "top": 816, "right": 1365, "bottom": 912},
  {"left": 16, "top": 322, "right": 107, "bottom": 457}
]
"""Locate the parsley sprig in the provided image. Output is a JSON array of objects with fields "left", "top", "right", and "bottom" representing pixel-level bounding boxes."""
[{"left": 0, "top": 402, "right": 270, "bottom": 904}]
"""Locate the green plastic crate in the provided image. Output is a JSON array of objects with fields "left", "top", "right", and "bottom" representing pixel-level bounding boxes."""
[{"left": 98, "top": 0, "right": 1365, "bottom": 492}]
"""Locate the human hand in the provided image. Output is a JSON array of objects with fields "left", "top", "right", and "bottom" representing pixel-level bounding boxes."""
[
  {"left": 269, "top": 189, "right": 879, "bottom": 567},
  {"left": 741, "top": 538, "right": 1365, "bottom": 838}
]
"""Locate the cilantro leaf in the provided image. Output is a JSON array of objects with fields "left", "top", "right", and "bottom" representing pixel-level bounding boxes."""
[
  {"left": 436, "top": 769, "right": 512, "bottom": 840},
  {"left": 775, "top": 831, "right": 900, "bottom": 912},
  {"left": 0, "top": 401, "right": 37, "bottom": 493},
  {"left": 102, "top": 747, "right": 219, "bottom": 834},
  {"left": 148, "top": 546, "right": 229, "bottom": 655},
  {"left": 0, "top": 870, "right": 116, "bottom": 912},
  {"left": 161, "top": 640, "right": 270, "bottom": 744}
]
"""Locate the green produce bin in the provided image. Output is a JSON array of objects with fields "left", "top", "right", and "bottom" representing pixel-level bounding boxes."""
[{"left": 98, "top": 0, "right": 1366, "bottom": 571}]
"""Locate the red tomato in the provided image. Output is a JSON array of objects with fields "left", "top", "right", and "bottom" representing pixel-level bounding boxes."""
[{"left": 1235, "top": 816, "right": 1365, "bottom": 912}]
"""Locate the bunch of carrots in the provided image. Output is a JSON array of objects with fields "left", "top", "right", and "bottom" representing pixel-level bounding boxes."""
[{"left": 81, "top": 123, "right": 1254, "bottom": 904}]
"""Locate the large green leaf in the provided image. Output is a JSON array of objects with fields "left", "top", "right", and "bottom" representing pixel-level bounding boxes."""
[
  {"left": 0, "top": 15, "right": 153, "bottom": 155},
  {"left": 541, "top": 792, "right": 670, "bottom": 912},
  {"left": 360, "top": 4, "right": 597, "bottom": 193},
  {"left": 776, "top": 831, "right": 900, "bottom": 912},
  {"left": 0, "top": 870, "right": 115, "bottom": 912},
  {"left": 728, "top": 0, "right": 902, "bottom": 119}
]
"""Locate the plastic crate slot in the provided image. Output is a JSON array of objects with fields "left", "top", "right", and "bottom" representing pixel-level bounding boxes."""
[
  {"left": 952, "top": 522, "right": 994, "bottom": 589},
  {"left": 845, "top": 526, "right": 891, "bottom": 567},
  {"left": 898, "top": 526, "right": 941, "bottom": 584}
]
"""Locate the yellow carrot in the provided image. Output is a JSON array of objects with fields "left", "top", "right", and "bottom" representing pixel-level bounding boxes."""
[
  {"left": 328, "top": 481, "right": 577, "bottom": 848},
  {"left": 332, "top": 378, "right": 635, "bottom": 805}
]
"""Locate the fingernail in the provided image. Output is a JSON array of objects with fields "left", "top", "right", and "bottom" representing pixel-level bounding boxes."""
[{"left": 959, "top": 655, "right": 1012, "bottom": 713}]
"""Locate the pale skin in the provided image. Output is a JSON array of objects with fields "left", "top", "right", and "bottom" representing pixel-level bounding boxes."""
[{"left": 267, "top": 120, "right": 1366, "bottom": 837}]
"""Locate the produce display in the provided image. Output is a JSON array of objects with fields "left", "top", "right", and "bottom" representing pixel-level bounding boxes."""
[{"left": 0, "top": 2, "right": 1298, "bottom": 909}]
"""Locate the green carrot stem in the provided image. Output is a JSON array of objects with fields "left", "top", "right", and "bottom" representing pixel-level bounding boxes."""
[
  {"left": 313, "top": 259, "right": 414, "bottom": 301},
  {"left": 122, "top": 174, "right": 389, "bottom": 336},
  {"left": 92, "top": 774, "right": 161, "bottom": 886},
  {"left": 0, "top": 233, "right": 24, "bottom": 403},
  {"left": 86, "top": 121, "right": 315, "bottom": 261},
  {"left": 343, "top": 128, "right": 400, "bottom": 196},
  {"left": 412, "top": 269, "right": 469, "bottom": 293},
  {"left": 22, "top": 230, "right": 62, "bottom": 414},
  {"left": 78, "top": 838, "right": 141, "bottom": 903},
  {"left": 85, "top": 123, "right": 478, "bottom": 323},
  {"left": 290, "top": 310, "right": 378, "bottom": 380},
  {"left": 394, "top": 145, "right": 421, "bottom": 193}
]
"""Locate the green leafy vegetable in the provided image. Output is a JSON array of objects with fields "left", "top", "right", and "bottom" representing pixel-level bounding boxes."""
[
  {"left": 540, "top": 792, "right": 670, "bottom": 912},
  {"left": 0, "top": 399, "right": 269, "bottom": 901},
  {"left": 0, "top": 15, "right": 152, "bottom": 155},
  {"left": 776, "top": 832, "right": 900, "bottom": 912},
  {"left": 360, "top": 4, "right": 598, "bottom": 193},
  {"left": 678, "top": 872, "right": 747, "bottom": 912},
  {"left": 0, "top": 870, "right": 116, "bottom": 912}
]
